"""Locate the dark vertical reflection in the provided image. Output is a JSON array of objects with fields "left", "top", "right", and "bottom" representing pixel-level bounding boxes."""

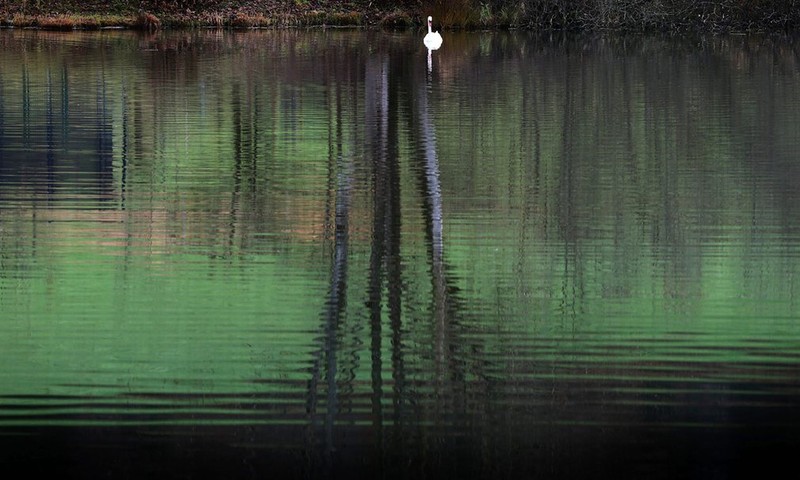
[
  {"left": 22, "top": 65, "right": 30, "bottom": 147},
  {"left": 119, "top": 80, "right": 129, "bottom": 210},
  {"left": 323, "top": 150, "right": 352, "bottom": 465},
  {"left": 365, "top": 38, "right": 407, "bottom": 468},
  {"left": 60, "top": 63, "right": 69, "bottom": 146},
  {"left": 308, "top": 71, "right": 353, "bottom": 474},
  {"left": 364, "top": 52, "right": 391, "bottom": 465},
  {"left": 46, "top": 67, "right": 56, "bottom": 202},
  {"left": 557, "top": 51, "right": 581, "bottom": 320},
  {"left": 229, "top": 81, "right": 244, "bottom": 259},
  {"left": 95, "top": 70, "right": 113, "bottom": 201}
]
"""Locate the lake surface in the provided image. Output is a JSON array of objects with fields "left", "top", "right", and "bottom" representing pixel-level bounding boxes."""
[{"left": 1, "top": 28, "right": 800, "bottom": 478}]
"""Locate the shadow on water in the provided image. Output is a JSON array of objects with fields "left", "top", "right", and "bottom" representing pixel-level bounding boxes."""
[{"left": 1, "top": 30, "right": 800, "bottom": 479}]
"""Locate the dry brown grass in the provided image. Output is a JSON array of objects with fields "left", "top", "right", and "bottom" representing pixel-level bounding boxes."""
[
  {"left": 229, "top": 13, "right": 274, "bottom": 28},
  {"left": 9, "top": 13, "right": 134, "bottom": 29},
  {"left": 201, "top": 12, "right": 225, "bottom": 28},
  {"left": 428, "top": 0, "right": 479, "bottom": 28},
  {"left": 379, "top": 9, "right": 413, "bottom": 28},
  {"left": 327, "top": 11, "right": 364, "bottom": 26}
]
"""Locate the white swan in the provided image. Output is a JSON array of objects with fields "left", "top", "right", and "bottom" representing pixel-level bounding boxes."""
[{"left": 424, "top": 16, "right": 443, "bottom": 51}]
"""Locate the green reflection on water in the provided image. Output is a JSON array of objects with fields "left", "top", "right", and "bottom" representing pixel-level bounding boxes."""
[{"left": 0, "top": 29, "right": 799, "bottom": 435}]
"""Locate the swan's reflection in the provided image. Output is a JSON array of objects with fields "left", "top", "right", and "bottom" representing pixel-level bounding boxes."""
[
  {"left": 416, "top": 51, "right": 451, "bottom": 390},
  {"left": 418, "top": 85, "right": 444, "bottom": 270}
]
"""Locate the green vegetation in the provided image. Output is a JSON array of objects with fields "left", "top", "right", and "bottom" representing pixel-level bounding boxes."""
[{"left": 0, "top": 0, "right": 799, "bottom": 31}]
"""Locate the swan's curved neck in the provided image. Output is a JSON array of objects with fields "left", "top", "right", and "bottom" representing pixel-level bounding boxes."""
[{"left": 428, "top": 20, "right": 432, "bottom": 33}]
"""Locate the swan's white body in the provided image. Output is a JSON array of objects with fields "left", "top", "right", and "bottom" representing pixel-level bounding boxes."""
[{"left": 423, "top": 16, "right": 442, "bottom": 50}]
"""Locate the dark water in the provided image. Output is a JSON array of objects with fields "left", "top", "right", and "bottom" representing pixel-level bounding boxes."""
[{"left": 1, "top": 29, "right": 800, "bottom": 478}]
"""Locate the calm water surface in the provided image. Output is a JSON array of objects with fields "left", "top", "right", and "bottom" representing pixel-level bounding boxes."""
[{"left": 1, "top": 29, "right": 800, "bottom": 478}]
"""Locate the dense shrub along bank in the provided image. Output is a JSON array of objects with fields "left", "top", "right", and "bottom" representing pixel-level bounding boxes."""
[
  {"left": 1, "top": 0, "right": 799, "bottom": 31},
  {"left": 473, "top": 0, "right": 800, "bottom": 31}
]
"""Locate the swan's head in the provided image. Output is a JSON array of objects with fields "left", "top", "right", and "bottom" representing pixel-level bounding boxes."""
[{"left": 427, "top": 16, "right": 432, "bottom": 24}]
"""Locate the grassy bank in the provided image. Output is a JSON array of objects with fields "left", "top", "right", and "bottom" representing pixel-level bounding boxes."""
[
  {"left": 1, "top": 0, "right": 798, "bottom": 31},
  {"left": 0, "top": 1, "right": 413, "bottom": 29}
]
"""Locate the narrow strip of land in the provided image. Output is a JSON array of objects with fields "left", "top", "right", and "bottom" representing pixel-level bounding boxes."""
[{"left": 1, "top": 1, "right": 799, "bottom": 31}]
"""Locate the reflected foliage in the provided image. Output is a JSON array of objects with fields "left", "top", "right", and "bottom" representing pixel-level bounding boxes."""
[{"left": 1, "top": 29, "right": 800, "bottom": 478}]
